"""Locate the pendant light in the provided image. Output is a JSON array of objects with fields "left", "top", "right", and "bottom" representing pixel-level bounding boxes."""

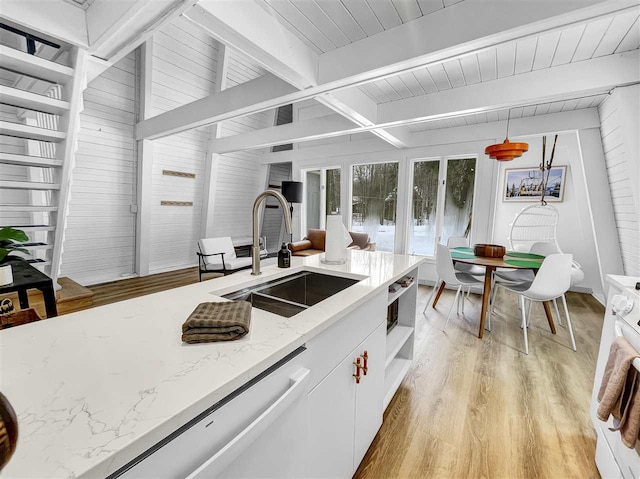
[{"left": 484, "top": 109, "right": 529, "bottom": 161}]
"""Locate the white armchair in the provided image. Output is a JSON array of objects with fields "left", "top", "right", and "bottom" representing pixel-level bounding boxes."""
[{"left": 197, "top": 237, "right": 252, "bottom": 281}]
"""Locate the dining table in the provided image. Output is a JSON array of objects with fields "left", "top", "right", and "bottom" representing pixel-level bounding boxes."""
[{"left": 431, "top": 247, "right": 556, "bottom": 339}]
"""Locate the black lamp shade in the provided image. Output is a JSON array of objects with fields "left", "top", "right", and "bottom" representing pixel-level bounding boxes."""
[{"left": 281, "top": 181, "right": 303, "bottom": 204}]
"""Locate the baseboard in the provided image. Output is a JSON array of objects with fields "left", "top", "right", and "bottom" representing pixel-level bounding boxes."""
[{"left": 591, "top": 293, "right": 606, "bottom": 306}]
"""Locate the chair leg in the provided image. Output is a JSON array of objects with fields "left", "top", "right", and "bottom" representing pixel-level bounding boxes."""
[
  {"left": 424, "top": 279, "right": 440, "bottom": 314},
  {"left": 444, "top": 286, "right": 462, "bottom": 331},
  {"left": 553, "top": 298, "right": 563, "bottom": 326},
  {"left": 461, "top": 288, "right": 466, "bottom": 315},
  {"left": 457, "top": 288, "right": 461, "bottom": 314},
  {"left": 486, "top": 293, "right": 493, "bottom": 332},
  {"left": 526, "top": 299, "right": 532, "bottom": 327},
  {"left": 520, "top": 295, "right": 529, "bottom": 355},
  {"left": 561, "top": 294, "right": 577, "bottom": 351}
]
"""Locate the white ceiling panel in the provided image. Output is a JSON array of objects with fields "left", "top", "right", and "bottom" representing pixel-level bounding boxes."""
[
  {"left": 357, "top": 10, "right": 639, "bottom": 105},
  {"left": 258, "top": 0, "right": 462, "bottom": 53},
  {"left": 392, "top": 0, "right": 423, "bottom": 23}
]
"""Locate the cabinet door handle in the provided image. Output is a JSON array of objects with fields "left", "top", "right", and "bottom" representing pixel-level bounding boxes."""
[
  {"left": 186, "top": 368, "right": 310, "bottom": 478},
  {"left": 360, "top": 351, "right": 368, "bottom": 376},
  {"left": 353, "top": 357, "right": 362, "bottom": 384}
]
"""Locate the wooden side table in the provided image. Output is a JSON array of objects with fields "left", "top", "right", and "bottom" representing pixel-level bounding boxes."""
[{"left": 0, "top": 259, "right": 57, "bottom": 318}]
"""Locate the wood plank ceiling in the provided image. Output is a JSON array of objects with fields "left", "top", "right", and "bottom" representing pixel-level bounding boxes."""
[
  {"left": 360, "top": 9, "right": 640, "bottom": 104},
  {"left": 257, "top": 0, "right": 463, "bottom": 54}
]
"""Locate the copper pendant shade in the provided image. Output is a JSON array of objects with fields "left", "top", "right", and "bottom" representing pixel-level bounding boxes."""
[
  {"left": 484, "top": 138, "right": 529, "bottom": 161},
  {"left": 485, "top": 108, "right": 529, "bottom": 161}
]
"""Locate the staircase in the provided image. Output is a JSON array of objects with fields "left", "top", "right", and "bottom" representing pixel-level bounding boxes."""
[{"left": 0, "top": 41, "right": 86, "bottom": 284}]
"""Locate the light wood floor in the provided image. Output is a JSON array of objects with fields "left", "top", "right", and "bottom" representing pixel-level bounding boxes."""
[
  {"left": 9, "top": 269, "right": 605, "bottom": 478},
  {"left": 355, "top": 285, "right": 604, "bottom": 479}
]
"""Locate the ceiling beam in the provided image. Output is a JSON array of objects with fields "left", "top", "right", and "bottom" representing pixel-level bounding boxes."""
[
  {"left": 261, "top": 108, "right": 602, "bottom": 164},
  {"left": 135, "top": 73, "right": 297, "bottom": 140},
  {"left": 185, "top": 1, "right": 318, "bottom": 89},
  {"left": 185, "top": 1, "right": 407, "bottom": 148},
  {"left": 136, "top": 0, "right": 636, "bottom": 142},
  {"left": 318, "top": 0, "right": 634, "bottom": 85},
  {"left": 86, "top": 0, "right": 199, "bottom": 62},
  {"left": 211, "top": 114, "right": 360, "bottom": 154},
  {"left": 210, "top": 51, "right": 639, "bottom": 152},
  {"left": 378, "top": 50, "right": 639, "bottom": 126}
]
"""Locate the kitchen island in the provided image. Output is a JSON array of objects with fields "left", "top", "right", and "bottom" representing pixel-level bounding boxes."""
[{"left": 0, "top": 250, "right": 422, "bottom": 478}]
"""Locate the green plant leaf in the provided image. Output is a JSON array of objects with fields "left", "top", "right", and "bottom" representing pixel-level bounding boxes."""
[{"left": 0, "top": 227, "right": 28, "bottom": 243}]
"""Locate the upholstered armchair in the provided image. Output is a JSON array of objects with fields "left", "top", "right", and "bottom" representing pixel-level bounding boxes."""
[{"left": 288, "top": 228, "right": 375, "bottom": 257}]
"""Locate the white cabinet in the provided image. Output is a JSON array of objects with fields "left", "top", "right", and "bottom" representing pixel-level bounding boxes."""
[
  {"left": 308, "top": 322, "right": 386, "bottom": 478},
  {"left": 354, "top": 324, "right": 385, "bottom": 466}
]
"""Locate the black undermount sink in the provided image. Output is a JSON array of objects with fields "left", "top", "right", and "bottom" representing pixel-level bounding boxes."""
[{"left": 223, "top": 272, "right": 359, "bottom": 318}]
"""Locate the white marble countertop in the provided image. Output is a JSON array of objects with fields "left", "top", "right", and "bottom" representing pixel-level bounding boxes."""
[{"left": 0, "top": 250, "right": 422, "bottom": 478}]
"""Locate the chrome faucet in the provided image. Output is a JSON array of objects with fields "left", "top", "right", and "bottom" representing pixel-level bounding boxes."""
[{"left": 252, "top": 190, "right": 292, "bottom": 275}]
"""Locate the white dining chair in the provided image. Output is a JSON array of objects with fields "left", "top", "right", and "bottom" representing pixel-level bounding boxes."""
[
  {"left": 491, "top": 253, "right": 576, "bottom": 355},
  {"left": 493, "top": 241, "right": 583, "bottom": 327},
  {"left": 426, "top": 244, "right": 482, "bottom": 330},
  {"left": 426, "top": 237, "right": 483, "bottom": 309}
]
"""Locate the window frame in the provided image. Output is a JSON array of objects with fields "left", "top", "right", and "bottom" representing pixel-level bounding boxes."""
[
  {"left": 405, "top": 154, "right": 479, "bottom": 257},
  {"left": 348, "top": 159, "right": 401, "bottom": 253}
]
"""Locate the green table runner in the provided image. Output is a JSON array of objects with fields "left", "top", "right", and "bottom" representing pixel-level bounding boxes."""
[{"left": 504, "top": 259, "right": 543, "bottom": 268}]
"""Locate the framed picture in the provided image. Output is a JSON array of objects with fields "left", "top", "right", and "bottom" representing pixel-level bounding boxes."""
[{"left": 503, "top": 166, "right": 567, "bottom": 202}]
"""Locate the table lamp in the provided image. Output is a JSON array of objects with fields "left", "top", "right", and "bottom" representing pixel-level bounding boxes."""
[{"left": 281, "top": 181, "right": 303, "bottom": 242}]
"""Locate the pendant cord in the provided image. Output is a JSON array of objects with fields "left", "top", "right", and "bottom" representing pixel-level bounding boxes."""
[{"left": 505, "top": 109, "right": 511, "bottom": 140}]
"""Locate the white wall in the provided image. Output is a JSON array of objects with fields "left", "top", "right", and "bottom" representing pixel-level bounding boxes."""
[
  {"left": 209, "top": 49, "right": 271, "bottom": 240},
  {"left": 60, "top": 52, "right": 138, "bottom": 285},
  {"left": 147, "top": 18, "right": 218, "bottom": 274},
  {"left": 491, "top": 132, "right": 603, "bottom": 295},
  {"left": 598, "top": 85, "right": 640, "bottom": 277}
]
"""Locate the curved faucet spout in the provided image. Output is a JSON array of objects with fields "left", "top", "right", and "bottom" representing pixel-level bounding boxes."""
[{"left": 252, "top": 190, "right": 292, "bottom": 275}]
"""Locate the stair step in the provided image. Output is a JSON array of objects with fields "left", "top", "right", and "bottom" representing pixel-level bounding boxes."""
[
  {"left": 0, "top": 180, "right": 60, "bottom": 190},
  {"left": 0, "top": 121, "right": 66, "bottom": 142},
  {"left": 0, "top": 85, "right": 70, "bottom": 116},
  {"left": 0, "top": 205, "right": 58, "bottom": 212},
  {"left": 2, "top": 225, "right": 56, "bottom": 232},
  {"left": 0, "top": 152, "right": 62, "bottom": 168},
  {"left": 0, "top": 46, "right": 74, "bottom": 85},
  {"left": 16, "top": 242, "right": 53, "bottom": 251}
]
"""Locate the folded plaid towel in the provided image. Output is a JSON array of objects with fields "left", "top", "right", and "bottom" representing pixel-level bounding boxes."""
[{"left": 182, "top": 301, "right": 252, "bottom": 344}]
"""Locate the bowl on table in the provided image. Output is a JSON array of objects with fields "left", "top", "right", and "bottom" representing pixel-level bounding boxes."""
[{"left": 473, "top": 244, "right": 506, "bottom": 258}]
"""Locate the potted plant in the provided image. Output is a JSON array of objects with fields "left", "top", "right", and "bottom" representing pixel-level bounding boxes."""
[{"left": 0, "top": 227, "right": 29, "bottom": 286}]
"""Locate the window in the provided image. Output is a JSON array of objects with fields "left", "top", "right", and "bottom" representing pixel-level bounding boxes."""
[
  {"left": 442, "top": 158, "right": 476, "bottom": 246},
  {"left": 326, "top": 168, "right": 341, "bottom": 215},
  {"left": 409, "top": 157, "right": 477, "bottom": 256},
  {"left": 409, "top": 160, "right": 440, "bottom": 256},
  {"left": 351, "top": 162, "right": 398, "bottom": 252}
]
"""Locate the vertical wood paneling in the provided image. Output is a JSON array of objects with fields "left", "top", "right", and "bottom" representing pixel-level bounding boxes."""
[
  {"left": 148, "top": 18, "right": 218, "bottom": 274},
  {"left": 261, "top": 162, "right": 292, "bottom": 251},
  {"left": 210, "top": 49, "right": 271, "bottom": 240},
  {"left": 598, "top": 94, "right": 640, "bottom": 275},
  {"left": 60, "top": 52, "right": 138, "bottom": 285}
]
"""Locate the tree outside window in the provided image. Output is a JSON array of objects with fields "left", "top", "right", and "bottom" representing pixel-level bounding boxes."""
[{"left": 351, "top": 162, "right": 398, "bottom": 252}]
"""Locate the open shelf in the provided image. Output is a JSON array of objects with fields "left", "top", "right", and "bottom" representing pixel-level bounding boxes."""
[
  {"left": 385, "top": 325, "right": 413, "bottom": 369},
  {"left": 383, "top": 357, "right": 412, "bottom": 410},
  {"left": 387, "top": 281, "right": 415, "bottom": 306}
]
